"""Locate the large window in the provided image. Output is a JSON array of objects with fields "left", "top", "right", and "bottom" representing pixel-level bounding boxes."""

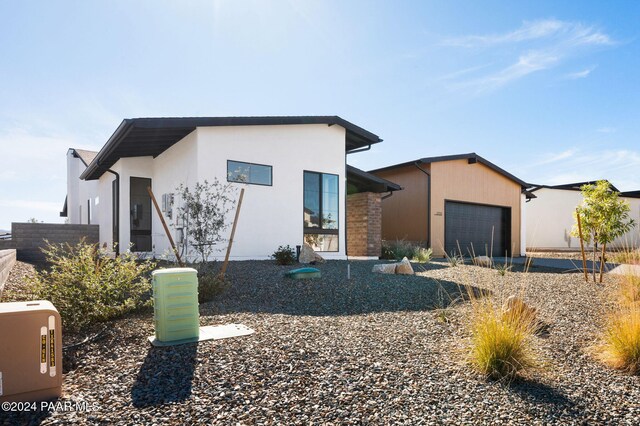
[
  {"left": 227, "top": 160, "right": 272, "bottom": 186},
  {"left": 303, "top": 171, "right": 339, "bottom": 252}
]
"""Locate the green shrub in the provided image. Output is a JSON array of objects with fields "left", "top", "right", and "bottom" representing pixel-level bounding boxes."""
[
  {"left": 272, "top": 245, "right": 296, "bottom": 265},
  {"left": 27, "top": 240, "right": 155, "bottom": 332},
  {"left": 414, "top": 247, "right": 433, "bottom": 263},
  {"left": 196, "top": 262, "right": 230, "bottom": 303}
]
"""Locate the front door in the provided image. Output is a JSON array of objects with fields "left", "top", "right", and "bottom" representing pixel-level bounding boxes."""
[{"left": 130, "top": 177, "right": 152, "bottom": 252}]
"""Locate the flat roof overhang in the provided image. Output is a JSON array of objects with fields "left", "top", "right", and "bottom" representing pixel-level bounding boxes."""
[{"left": 81, "top": 116, "right": 383, "bottom": 180}]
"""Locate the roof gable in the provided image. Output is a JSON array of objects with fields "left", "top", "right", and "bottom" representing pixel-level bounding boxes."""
[{"left": 369, "top": 152, "right": 529, "bottom": 188}]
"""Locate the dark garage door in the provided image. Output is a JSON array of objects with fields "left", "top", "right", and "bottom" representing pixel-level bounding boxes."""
[{"left": 444, "top": 201, "right": 511, "bottom": 257}]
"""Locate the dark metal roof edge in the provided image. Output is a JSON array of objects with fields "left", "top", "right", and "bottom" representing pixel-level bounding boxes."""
[
  {"left": 346, "top": 164, "right": 402, "bottom": 191},
  {"left": 369, "top": 152, "right": 530, "bottom": 188},
  {"left": 530, "top": 180, "right": 620, "bottom": 193},
  {"left": 127, "top": 116, "right": 382, "bottom": 143},
  {"left": 80, "top": 119, "right": 134, "bottom": 180},
  {"left": 80, "top": 116, "right": 380, "bottom": 180},
  {"left": 620, "top": 190, "right": 640, "bottom": 198}
]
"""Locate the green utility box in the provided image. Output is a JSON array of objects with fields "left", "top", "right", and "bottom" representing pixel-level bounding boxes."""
[{"left": 151, "top": 268, "right": 200, "bottom": 343}]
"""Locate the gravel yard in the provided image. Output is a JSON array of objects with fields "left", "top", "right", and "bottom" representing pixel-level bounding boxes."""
[{"left": 3, "top": 259, "right": 640, "bottom": 425}]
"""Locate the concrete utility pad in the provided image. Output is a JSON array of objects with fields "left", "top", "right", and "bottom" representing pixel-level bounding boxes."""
[{"left": 148, "top": 324, "right": 255, "bottom": 347}]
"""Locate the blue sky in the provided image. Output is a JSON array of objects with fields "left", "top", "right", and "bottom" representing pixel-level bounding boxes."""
[{"left": 1, "top": 0, "right": 639, "bottom": 229}]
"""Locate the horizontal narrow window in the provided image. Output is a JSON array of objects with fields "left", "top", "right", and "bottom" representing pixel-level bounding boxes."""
[{"left": 227, "top": 160, "right": 272, "bottom": 186}]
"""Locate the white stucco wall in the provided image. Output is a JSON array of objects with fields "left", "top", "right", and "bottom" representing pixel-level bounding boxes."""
[
  {"left": 193, "top": 124, "right": 347, "bottom": 260},
  {"left": 526, "top": 188, "right": 640, "bottom": 250},
  {"left": 66, "top": 150, "right": 99, "bottom": 225},
  {"left": 525, "top": 188, "right": 585, "bottom": 250},
  {"left": 91, "top": 124, "right": 348, "bottom": 260},
  {"left": 520, "top": 193, "right": 527, "bottom": 256}
]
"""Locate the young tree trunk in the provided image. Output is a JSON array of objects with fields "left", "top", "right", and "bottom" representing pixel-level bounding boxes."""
[
  {"left": 599, "top": 243, "right": 607, "bottom": 283},
  {"left": 592, "top": 245, "right": 597, "bottom": 283}
]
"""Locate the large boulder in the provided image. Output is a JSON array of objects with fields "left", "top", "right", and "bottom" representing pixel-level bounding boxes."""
[
  {"left": 474, "top": 255, "right": 493, "bottom": 268},
  {"left": 372, "top": 263, "right": 397, "bottom": 274},
  {"left": 299, "top": 243, "right": 325, "bottom": 264},
  {"left": 395, "top": 257, "right": 415, "bottom": 275}
]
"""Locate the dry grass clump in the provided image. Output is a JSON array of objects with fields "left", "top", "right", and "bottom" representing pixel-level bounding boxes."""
[
  {"left": 597, "top": 306, "right": 640, "bottom": 374},
  {"left": 619, "top": 273, "right": 640, "bottom": 306},
  {"left": 596, "top": 266, "right": 640, "bottom": 373},
  {"left": 468, "top": 291, "right": 539, "bottom": 380},
  {"left": 611, "top": 250, "right": 640, "bottom": 265}
]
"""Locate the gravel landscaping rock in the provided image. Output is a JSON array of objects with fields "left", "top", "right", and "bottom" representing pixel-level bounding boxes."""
[{"left": 2, "top": 259, "right": 639, "bottom": 425}]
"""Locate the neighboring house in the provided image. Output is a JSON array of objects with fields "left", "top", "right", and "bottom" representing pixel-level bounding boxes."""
[
  {"left": 61, "top": 148, "right": 99, "bottom": 225},
  {"left": 370, "top": 153, "right": 533, "bottom": 258},
  {"left": 526, "top": 182, "right": 640, "bottom": 250},
  {"left": 72, "top": 116, "right": 398, "bottom": 260}
]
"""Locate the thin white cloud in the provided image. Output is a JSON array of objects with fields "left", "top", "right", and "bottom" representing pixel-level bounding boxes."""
[
  {"left": 564, "top": 66, "right": 596, "bottom": 79},
  {"left": 456, "top": 51, "right": 559, "bottom": 93},
  {"left": 533, "top": 148, "right": 578, "bottom": 166},
  {"left": 443, "top": 19, "right": 612, "bottom": 48},
  {"left": 441, "top": 19, "right": 614, "bottom": 94}
]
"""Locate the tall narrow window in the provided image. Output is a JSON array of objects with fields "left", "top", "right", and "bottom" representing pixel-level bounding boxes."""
[{"left": 303, "top": 171, "right": 339, "bottom": 251}]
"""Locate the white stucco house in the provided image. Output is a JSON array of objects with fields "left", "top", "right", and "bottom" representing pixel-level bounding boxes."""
[
  {"left": 525, "top": 181, "right": 640, "bottom": 250},
  {"left": 61, "top": 148, "right": 100, "bottom": 225},
  {"left": 64, "top": 116, "right": 399, "bottom": 261}
]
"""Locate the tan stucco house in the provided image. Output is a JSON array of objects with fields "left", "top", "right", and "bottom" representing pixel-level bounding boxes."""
[{"left": 370, "top": 153, "right": 533, "bottom": 258}]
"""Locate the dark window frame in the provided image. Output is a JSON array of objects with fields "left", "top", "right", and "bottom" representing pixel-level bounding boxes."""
[
  {"left": 303, "top": 170, "right": 339, "bottom": 251},
  {"left": 227, "top": 160, "right": 273, "bottom": 186}
]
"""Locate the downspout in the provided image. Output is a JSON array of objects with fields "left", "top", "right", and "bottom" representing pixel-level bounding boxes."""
[
  {"left": 381, "top": 191, "right": 394, "bottom": 200},
  {"left": 105, "top": 168, "right": 120, "bottom": 256},
  {"left": 346, "top": 144, "right": 371, "bottom": 155},
  {"left": 414, "top": 162, "right": 431, "bottom": 248}
]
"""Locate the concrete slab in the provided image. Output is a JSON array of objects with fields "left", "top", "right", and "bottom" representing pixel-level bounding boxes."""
[{"left": 148, "top": 323, "right": 255, "bottom": 347}]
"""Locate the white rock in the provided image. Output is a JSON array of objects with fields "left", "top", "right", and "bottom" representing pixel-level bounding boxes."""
[
  {"left": 299, "top": 243, "right": 325, "bottom": 264},
  {"left": 372, "top": 263, "right": 397, "bottom": 274}
]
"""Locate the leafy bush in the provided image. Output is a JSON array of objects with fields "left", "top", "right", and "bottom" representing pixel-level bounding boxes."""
[
  {"left": 27, "top": 241, "right": 155, "bottom": 332},
  {"left": 468, "top": 294, "right": 538, "bottom": 380},
  {"left": 196, "top": 262, "right": 230, "bottom": 303},
  {"left": 597, "top": 307, "right": 640, "bottom": 373},
  {"left": 272, "top": 245, "right": 296, "bottom": 265}
]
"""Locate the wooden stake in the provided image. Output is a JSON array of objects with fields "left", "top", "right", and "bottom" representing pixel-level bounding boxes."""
[
  {"left": 147, "top": 186, "right": 184, "bottom": 267},
  {"left": 576, "top": 208, "right": 588, "bottom": 282},
  {"left": 220, "top": 188, "right": 245, "bottom": 277}
]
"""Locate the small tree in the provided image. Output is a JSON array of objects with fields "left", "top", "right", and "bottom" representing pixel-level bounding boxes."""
[
  {"left": 572, "top": 181, "right": 635, "bottom": 283},
  {"left": 176, "top": 179, "right": 237, "bottom": 263}
]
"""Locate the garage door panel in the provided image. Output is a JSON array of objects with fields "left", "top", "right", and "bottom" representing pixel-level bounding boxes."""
[{"left": 445, "top": 201, "right": 510, "bottom": 257}]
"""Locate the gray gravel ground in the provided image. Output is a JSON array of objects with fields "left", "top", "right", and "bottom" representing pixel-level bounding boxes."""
[{"left": 2, "top": 259, "right": 639, "bottom": 425}]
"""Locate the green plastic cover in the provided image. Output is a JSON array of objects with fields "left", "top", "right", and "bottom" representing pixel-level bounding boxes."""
[{"left": 151, "top": 268, "right": 200, "bottom": 342}]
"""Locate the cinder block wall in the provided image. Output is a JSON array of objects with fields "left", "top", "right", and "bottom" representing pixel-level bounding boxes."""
[
  {"left": 0, "top": 249, "right": 17, "bottom": 296},
  {"left": 346, "top": 192, "right": 382, "bottom": 257},
  {"left": 1, "top": 223, "right": 99, "bottom": 262}
]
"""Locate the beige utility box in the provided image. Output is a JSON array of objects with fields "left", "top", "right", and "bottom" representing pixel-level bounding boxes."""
[{"left": 0, "top": 301, "right": 63, "bottom": 402}]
